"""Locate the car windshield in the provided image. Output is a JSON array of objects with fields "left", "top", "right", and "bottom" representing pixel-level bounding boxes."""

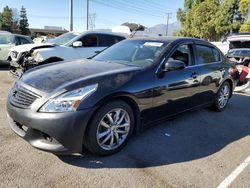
[
  {"left": 0, "top": 34, "right": 15, "bottom": 45},
  {"left": 93, "top": 40, "right": 167, "bottom": 67},
  {"left": 47, "top": 32, "right": 79, "bottom": 45}
]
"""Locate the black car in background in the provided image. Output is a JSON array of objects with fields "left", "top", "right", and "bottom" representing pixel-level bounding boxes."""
[{"left": 7, "top": 38, "right": 237, "bottom": 155}]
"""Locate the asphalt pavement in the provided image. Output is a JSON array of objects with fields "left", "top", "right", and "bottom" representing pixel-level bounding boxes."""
[{"left": 0, "top": 68, "right": 249, "bottom": 188}]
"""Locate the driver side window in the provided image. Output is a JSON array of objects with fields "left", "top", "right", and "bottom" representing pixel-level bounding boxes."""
[{"left": 170, "top": 44, "right": 193, "bottom": 66}]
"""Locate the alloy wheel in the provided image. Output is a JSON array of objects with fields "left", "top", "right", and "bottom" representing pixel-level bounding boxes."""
[
  {"left": 218, "top": 84, "right": 230, "bottom": 109},
  {"left": 96, "top": 108, "right": 131, "bottom": 151}
]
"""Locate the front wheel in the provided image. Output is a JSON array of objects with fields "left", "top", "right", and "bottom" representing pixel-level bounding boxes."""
[
  {"left": 212, "top": 82, "right": 231, "bottom": 112},
  {"left": 84, "top": 100, "right": 134, "bottom": 156}
]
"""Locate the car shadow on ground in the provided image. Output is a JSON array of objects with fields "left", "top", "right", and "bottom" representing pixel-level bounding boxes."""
[
  {"left": 58, "top": 94, "right": 250, "bottom": 169},
  {"left": 0, "top": 65, "right": 10, "bottom": 71}
]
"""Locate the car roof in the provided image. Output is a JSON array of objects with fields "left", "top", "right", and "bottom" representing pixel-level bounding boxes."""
[
  {"left": 0, "top": 30, "right": 11, "bottom": 34},
  {"left": 70, "top": 30, "right": 128, "bottom": 38},
  {"left": 127, "top": 37, "right": 215, "bottom": 46},
  {"left": 12, "top": 34, "right": 31, "bottom": 38},
  {"left": 0, "top": 33, "right": 30, "bottom": 38}
]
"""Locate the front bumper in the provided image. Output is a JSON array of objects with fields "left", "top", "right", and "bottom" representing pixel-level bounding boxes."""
[{"left": 7, "top": 100, "right": 94, "bottom": 154}]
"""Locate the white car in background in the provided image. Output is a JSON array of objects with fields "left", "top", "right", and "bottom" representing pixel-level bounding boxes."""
[
  {"left": 8, "top": 31, "right": 127, "bottom": 76},
  {"left": 0, "top": 32, "right": 33, "bottom": 65}
]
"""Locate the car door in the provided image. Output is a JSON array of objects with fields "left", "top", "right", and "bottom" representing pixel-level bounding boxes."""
[
  {"left": 194, "top": 44, "right": 224, "bottom": 104},
  {"left": 71, "top": 34, "right": 100, "bottom": 59},
  {"left": 152, "top": 43, "right": 201, "bottom": 120}
]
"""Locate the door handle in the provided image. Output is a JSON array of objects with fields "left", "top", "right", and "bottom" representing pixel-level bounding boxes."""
[{"left": 191, "top": 72, "right": 198, "bottom": 79}]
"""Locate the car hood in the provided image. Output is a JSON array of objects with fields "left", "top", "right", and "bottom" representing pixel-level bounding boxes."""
[
  {"left": 9, "top": 43, "right": 56, "bottom": 53},
  {"left": 20, "top": 59, "right": 141, "bottom": 93}
]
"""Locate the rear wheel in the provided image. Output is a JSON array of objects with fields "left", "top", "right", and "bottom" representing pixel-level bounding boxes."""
[
  {"left": 212, "top": 81, "right": 231, "bottom": 111},
  {"left": 85, "top": 100, "right": 134, "bottom": 156}
]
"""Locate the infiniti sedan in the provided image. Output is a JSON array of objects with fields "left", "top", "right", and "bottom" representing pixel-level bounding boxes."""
[{"left": 7, "top": 38, "right": 237, "bottom": 155}]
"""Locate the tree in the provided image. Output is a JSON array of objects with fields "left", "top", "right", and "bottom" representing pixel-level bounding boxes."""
[
  {"left": 19, "top": 6, "right": 29, "bottom": 35},
  {"left": 176, "top": 0, "right": 244, "bottom": 40},
  {"left": 191, "top": 0, "right": 221, "bottom": 41},
  {"left": 0, "top": 6, "right": 13, "bottom": 32},
  {"left": 239, "top": 0, "right": 250, "bottom": 31},
  {"left": 11, "top": 8, "right": 19, "bottom": 33},
  {"left": 240, "top": 20, "right": 250, "bottom": 31},
  {"left": 215, "top": 0, "right": 242, "bottom": 36}
]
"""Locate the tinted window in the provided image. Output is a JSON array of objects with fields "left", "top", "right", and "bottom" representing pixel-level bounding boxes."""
[
  {"left": 196, "top": 45, "right": 215, "bottom": 64},
  {"left": 81, "top": 35, "right": 98, "bottom": 47},
  {"left": 170, "top": 44, "right": 193, "bottom": 66},
  {"left": 212, "top": 48, "right": 221, "bottom": 62},
  {"left": 99, "top": 35, "right": 125, "bottom": 47},
  {"left": 18, "top": 37, "right": 30, "bottom": 44},
  {"left": 50, "top": 32, "right": 80, "bottom": 45}
]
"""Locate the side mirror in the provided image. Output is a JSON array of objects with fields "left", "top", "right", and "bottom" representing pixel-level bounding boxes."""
[
  {"left": 72, "top": 41, "right": 83, "bottom": 47},
  {"left": 163, "top": 59, "right": 185, "bottom": 72}
]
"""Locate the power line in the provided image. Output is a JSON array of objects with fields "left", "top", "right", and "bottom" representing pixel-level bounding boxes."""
[
  {"left": 92, "top": 0, "right": 164, "bottom": 18},
  {"left": 118, "top": 0, "right": 168, "bottom": 13},
  {"left": 28, "top": 15, "right": 86, "bottom": 20},
  {"left": 111, "top": 0, "right": 166, "bottom": 14},
  {"left": 142, "top": 0, "right": 171, "bottom": 12}
]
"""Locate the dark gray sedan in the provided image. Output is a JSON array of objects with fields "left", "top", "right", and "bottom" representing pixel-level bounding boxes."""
[{"left": 7, "top": 37, "right": 237, "bottom": 156}]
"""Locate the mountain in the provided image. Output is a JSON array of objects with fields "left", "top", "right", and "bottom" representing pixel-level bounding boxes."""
[{"left": 136, "top": 22, "right": 181, "bottom": 37}]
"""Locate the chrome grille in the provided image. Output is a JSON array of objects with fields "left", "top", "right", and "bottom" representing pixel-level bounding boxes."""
[{"left": 10, "top": 84, "right": 41, "bottom": 109}]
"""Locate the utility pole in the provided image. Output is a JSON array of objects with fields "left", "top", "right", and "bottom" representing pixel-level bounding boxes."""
[
  {"left": 248, "top": 8, "right": 250, "bottom": 20},
  {"left": 165, "top": 12, "right": 172, "bottom": 36},
  {"left": 86, "top": 0, "right": 89, "bottom": 30},
  {"left": 88, "top": 13, "right": 96, "bottom": 30},
  {"left": 69, "top": 0, "right": 73, "bottom": 31}
]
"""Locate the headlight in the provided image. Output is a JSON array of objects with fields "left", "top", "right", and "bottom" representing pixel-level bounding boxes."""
[
  {"left": 32, "top": 51, "right": 44, "bottom": 62},
  {"left": 39, "top": 84, "right": 98, "bottom": 112}
]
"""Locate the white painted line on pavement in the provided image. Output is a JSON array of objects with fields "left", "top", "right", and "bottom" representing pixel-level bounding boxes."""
[{"left": 217, "top": 154, "right": 250, "bottom": 188}]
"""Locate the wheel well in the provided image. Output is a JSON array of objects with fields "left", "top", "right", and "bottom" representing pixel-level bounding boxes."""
[
  {"left": 84, "top": 96, "right": 141, "bottom": 139},
  {"left": 224, "top": 79, "right": 233, "bottom": 98}
]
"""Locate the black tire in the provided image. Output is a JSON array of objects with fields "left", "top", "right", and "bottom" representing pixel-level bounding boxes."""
[
  {"left": 211, "top": 81, "right": 231, "bottom": 112},
  {"left": 84, "top": 100, "right": 134, "bottom": 156}
]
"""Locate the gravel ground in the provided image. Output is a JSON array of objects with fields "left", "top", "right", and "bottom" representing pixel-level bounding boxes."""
[{"left": 0, "top": 68, "right": 249, "bottom": 188}]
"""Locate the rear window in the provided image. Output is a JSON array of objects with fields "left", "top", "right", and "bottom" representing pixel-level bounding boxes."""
[
  {"left": 212, "top": 48, "right": 221, "bottom": 62},
  {"left": 196, "top": 45, "right": 216, "bottom": 64},
  {"left": 81, "top": 35, "right": 98, "bottom": 47},
  {"left": 18, "top": 37, "right": 31, "bottom": 44},
  {"left": 229, "top": 41, "right": 250, "bottom": 49}
]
